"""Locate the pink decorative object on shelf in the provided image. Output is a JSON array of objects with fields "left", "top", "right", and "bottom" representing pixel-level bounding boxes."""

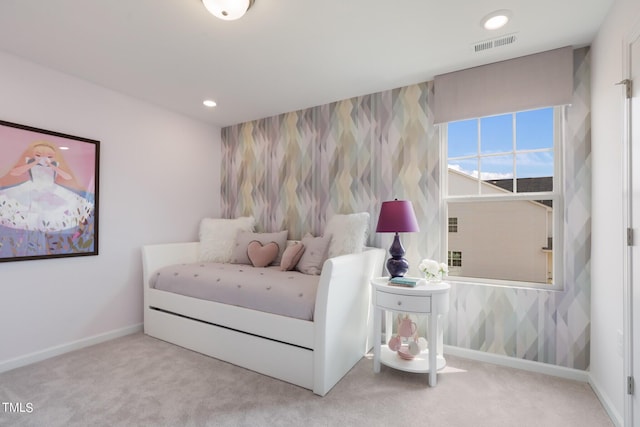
[{"left": 388, "top": 314, "right": 426, "bottom": 360}]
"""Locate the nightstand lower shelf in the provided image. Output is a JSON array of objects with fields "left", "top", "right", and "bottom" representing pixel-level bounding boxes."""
[{"left": 379, "top": 345, "right": 447, "bottom": 373}]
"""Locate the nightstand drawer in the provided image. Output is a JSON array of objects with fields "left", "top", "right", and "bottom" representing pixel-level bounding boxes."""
[{"left": 376, "top": 291, "right": 431, "bottom": 313}]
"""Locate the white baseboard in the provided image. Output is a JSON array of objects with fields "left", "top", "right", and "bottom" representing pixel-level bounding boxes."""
[
  {"left": 0, "top": 323, "right": 143, "bottom": 374},
  {"left": 443, "top": 345, "right": 589, "bottom": 382},
  {"left": 588, "top": 375, "right": 623, "bottom": 427}
]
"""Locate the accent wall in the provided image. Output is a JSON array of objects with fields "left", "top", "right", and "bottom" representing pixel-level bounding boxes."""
[{"left": 221, "top": 48, "right": 591, "bottom": 370}]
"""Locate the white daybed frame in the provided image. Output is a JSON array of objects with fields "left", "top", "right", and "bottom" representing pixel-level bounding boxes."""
[{"left": 142, "top": 242, "right": 385, "bottom": 396}]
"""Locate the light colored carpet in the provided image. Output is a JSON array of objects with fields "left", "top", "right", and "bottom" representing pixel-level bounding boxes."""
[{"left": 0, "top": 333, "right": 613, "bottom": 427}]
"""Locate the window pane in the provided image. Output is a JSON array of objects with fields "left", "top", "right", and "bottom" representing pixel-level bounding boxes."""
[
  {"left": 447, "top": 200, "right": 553, "bottom": 284},
  {"left": 515, "top": 151, "right": 554, "bottom": 194},
  {"left": 481, "top": 114, "right": 512, "bottom": 154},
  {"left": 516, "top": 108, "right": 553, "bottom": 150},
  {"left": 448, "top": 160, "right": 479, "bottom": 196},
  {"left": 480, "top": 155, "right": 513, "bottom": 194},
  {"left": 515, "top": 151, "right": 554, "bottom": 179},
  {"left": 448, "top": 119, "right": 477, "bottom": 158}
]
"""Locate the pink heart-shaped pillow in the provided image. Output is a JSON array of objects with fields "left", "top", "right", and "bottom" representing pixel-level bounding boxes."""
[{"left": 247, "top": 241, "right": 279, "bottom": 268}]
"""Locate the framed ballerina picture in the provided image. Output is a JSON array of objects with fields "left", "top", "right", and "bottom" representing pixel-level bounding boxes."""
[{"left": 0, "top": 120, "right": 99, "bottom": 262}]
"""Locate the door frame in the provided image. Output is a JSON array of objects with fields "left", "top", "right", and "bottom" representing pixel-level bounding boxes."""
[{"left": 624, "top": 19, "right": 640, "bottom": 427}]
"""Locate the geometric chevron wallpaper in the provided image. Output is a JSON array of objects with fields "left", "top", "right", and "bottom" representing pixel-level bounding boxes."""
[{"left": 221, "top": 48, "right": 591, "bottom": 370}]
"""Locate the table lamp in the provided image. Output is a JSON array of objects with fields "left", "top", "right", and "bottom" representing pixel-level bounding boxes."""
[{"left": 376, "top": 199, "right": 420, "bottom": 278}]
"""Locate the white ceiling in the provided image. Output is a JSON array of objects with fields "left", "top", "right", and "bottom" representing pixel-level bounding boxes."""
[{"left": 0, "top": 0, "right": 613, "bottom": 128}]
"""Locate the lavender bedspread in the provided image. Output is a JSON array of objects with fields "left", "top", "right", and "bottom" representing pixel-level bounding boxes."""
[{"left": 149, "top": 262, "right": 320, "bottom": 321}]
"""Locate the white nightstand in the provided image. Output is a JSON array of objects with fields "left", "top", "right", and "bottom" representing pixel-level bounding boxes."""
[{"left": 371, "top": 277, "right": 450, "bottom": 386}]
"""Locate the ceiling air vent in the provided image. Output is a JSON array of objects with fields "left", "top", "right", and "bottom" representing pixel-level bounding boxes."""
[{"left": 472, "top": 33, "right": 518, "bottom": 53}]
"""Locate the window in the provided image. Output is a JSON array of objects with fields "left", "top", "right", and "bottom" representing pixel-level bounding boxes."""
[
  {"left": 448, "top": 217, "right": 458, "bottom": 232},
  {"left": 443, "top": 106, "right": 563, "bottom": 288},
  {"left": 448, "top": 251, "right": 462, "bottom": 267}
]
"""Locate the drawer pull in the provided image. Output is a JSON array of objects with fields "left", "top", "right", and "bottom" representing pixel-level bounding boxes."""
[{"left": 397, "top": 301, "right": 402, "bottom": 306}]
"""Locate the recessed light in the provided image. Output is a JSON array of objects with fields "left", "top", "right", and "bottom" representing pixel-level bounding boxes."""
[
  {"left": 203, "top": 100, "right": 217, "bottom": 108},
  {"left": 482, "top": 10, "right": 512, "bottom": 30},
  {"left": 59, "top": 146, "right": 69, "bottom": 150}
]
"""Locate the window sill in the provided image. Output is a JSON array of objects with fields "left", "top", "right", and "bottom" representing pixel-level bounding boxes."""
[{"left": 444, "top": 277, "right": 564, "bottom": 292}]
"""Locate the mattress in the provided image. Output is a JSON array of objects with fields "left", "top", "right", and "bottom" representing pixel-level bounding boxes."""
[{"left": 149, "top": 262, "right": 320, "bottom": 321}]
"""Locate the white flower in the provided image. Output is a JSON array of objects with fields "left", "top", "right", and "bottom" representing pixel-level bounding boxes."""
[{"left": 419, "top": 259, "right": 448, "bottom": 279}]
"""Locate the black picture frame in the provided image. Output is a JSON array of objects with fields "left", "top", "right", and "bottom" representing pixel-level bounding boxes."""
[{"left": 0, "top": 120, "right": 99, "bottom": 262}]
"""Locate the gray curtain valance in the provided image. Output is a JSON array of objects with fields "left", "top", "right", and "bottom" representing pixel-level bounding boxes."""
[{"left": 433, "top": 46, "right": 573, "bottom": 124}]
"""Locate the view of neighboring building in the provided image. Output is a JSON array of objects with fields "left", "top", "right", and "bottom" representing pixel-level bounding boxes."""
[{"left": 447, "top": 169, "right": 553, "bottom": 284}]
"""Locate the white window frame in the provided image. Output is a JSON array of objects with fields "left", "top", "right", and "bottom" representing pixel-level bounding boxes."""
[{"left": 440, "top": 106, "right": 565, "bottom": 290}]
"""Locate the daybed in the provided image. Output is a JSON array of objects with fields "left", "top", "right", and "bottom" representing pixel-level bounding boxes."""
[{"left": 142, "top": 241, "right": 385, "bottom": 396}]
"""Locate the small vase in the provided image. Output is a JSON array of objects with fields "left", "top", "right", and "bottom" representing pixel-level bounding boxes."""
[{"left": 424, "top": 272, "right": 442, "bottom": 283}]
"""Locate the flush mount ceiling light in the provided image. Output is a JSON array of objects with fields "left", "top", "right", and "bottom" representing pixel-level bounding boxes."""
[
  {"left": 202, "top": 0, "right": 254, "bottom": 21},
  {"left": 203, "top": 99, "right": 217, "bottom": 107},
  {"left": 481, "top": 9, "right": 512, "bottom": 30}
]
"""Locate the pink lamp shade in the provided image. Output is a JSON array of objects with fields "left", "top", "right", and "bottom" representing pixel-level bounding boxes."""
[
  {"left": 375, "top": 200, "right": 419, "bottom": 278},
  {"left": 376, "top": 200, "right": 420, "bottom": 233}
]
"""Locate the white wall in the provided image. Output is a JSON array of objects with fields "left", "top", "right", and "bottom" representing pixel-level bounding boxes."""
[
  {"left": 591, "top": 0, "right": 640, "bottom": 422},
  {"left": 0, "top": 51, "right": 221, "bottom": 367}
]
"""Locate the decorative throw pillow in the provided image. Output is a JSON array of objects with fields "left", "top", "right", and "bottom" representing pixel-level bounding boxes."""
[
  {"left": 324, "top": 212, "right": 370, "bottom": 258},
  {"left": 279, "top": 242, "right": 305, "bottom": 271},
  {"left": 198, "top": 216, "right": 255, "bottom": 263},
  {"left": 296, "top": 233, "right": 332, "bottom": 275},
  {"left": 247, "top": 241, "right": 280, "bottom": 268},
  {"left": 230, "top": 230, "right": 288, "bottom": 265}
]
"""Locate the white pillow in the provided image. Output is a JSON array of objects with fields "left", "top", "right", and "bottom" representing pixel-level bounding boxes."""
[
  {"left": 324, "top": 212, "right": 370, "bottom": 258},
  {"left": 198, "top": 216, "right": 255, "bottom": 263}
]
